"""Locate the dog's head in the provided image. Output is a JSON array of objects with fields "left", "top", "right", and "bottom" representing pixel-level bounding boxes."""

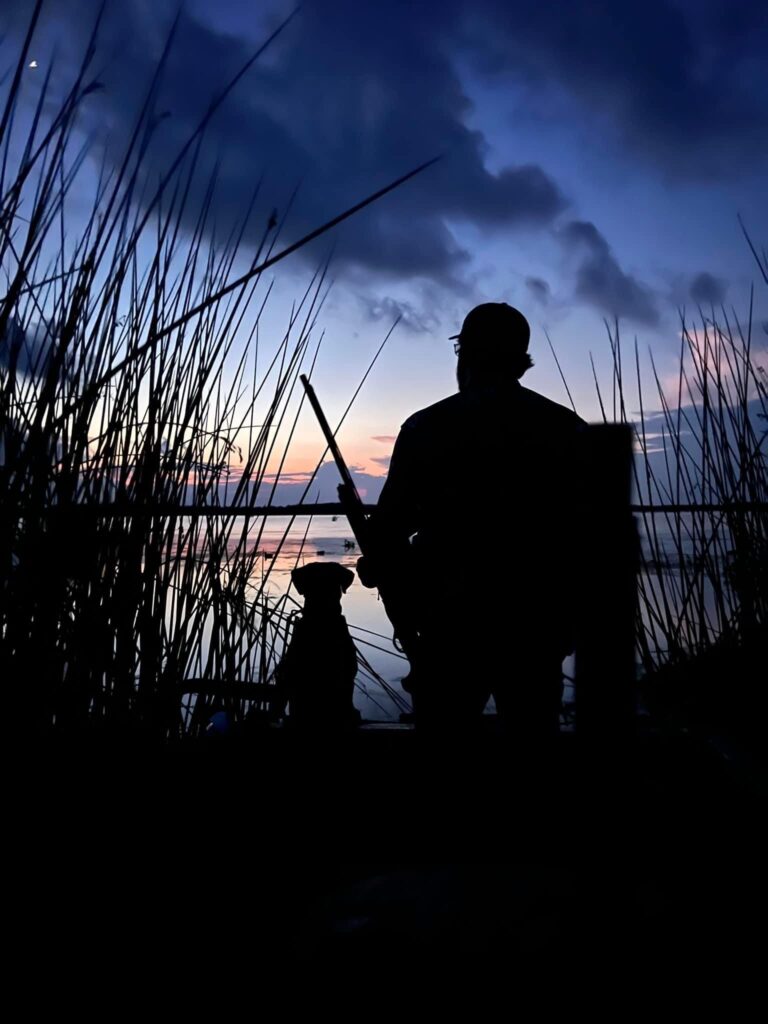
[{"left": 291, "top": 562, "right": 355, "bottom": 603}]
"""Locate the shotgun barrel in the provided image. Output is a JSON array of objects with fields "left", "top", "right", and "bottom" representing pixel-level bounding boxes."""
[{"left": 299, "top": 374, "right": 420, "bottom": 677}]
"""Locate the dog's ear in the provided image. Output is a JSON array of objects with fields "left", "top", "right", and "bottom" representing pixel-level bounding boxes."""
[
  {"left": 336, "top": 565, "right": 355, "bottom": 593},
  {"left": 291, "top": 565, "right": 309, "bottom": 595}
]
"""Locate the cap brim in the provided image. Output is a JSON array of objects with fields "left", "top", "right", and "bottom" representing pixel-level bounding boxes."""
[{"left": 448, "top": 334, "right": 460, "bottom": 340}]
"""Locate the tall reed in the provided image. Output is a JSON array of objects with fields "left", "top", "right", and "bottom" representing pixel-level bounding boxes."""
[
  {"left": 0, "top": 4, "right": 421, "bottom": 739},
  {"left": 592, "top": 272, "right": 767, "bottom": 683}
]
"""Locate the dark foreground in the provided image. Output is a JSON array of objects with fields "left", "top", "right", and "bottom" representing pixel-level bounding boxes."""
[{"left": 16, "top": 722, "right": 765, "bottom": 981}]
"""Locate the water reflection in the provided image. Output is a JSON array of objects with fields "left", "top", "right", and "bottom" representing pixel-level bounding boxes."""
[
  {"left": 229, "top": 516, "right": 408, "bottom": 720},
  {"left": 184, "top": 512, "right": 727, "bottom": 724},
  {"left": 215, "top": 516, "right": 579, "bottom": 723}
]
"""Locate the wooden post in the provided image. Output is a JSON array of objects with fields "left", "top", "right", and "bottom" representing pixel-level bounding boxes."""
[{"left": 575, "top": 423, "right": 637, "bottom": 740}]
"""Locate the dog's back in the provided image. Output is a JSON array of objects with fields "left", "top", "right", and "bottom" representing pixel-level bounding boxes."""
[{"left": 272, "top": 562, "right": 359, "bottom": 726}]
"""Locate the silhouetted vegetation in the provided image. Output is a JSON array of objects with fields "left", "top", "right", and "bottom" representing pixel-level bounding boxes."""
[
  {"left": 0, "top": 4, "right": 415, "bottom": 740},
  {"left": 2, "top": 4, "right": 764, "bottom": 745},
  {"left": 586, "top": 255, "right": 766, "bottom": 740}
]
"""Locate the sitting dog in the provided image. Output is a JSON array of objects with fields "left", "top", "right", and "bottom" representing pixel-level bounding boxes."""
[{"left": 270, "top": 562, "right": 360, "bottom": 727}]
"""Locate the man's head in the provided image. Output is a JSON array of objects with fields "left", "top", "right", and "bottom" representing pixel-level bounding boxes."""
[{"left": 451, "top": 303, "right": 533, "bottom": 390}]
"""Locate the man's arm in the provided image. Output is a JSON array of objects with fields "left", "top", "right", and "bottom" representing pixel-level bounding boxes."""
[{"left": 358, "top": 422, "right": 421, "bottom": 587}]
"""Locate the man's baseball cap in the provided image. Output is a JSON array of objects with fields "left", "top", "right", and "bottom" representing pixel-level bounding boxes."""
[{"left": 449, "top": 302, "right": 530, "bottom": 349}]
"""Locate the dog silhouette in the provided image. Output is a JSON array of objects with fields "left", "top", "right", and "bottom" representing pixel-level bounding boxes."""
[{"left": 271, "top": 562, "right": 360, "bottom": 726}]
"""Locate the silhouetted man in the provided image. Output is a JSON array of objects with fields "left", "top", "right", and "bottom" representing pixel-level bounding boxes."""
[{"left": 360, "top": 303, "right": 585, "bottom": 734}]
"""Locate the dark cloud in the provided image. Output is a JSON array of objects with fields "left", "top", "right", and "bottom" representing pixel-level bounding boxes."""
[
  {"left": 462, "top": 0, "right": 768, "bottom": 178},
  {"left": 690, "top": 272, "right": 727, "bottom": 306},
  {"left": 370, "top": 455, "right": 391, "bottom": 471},
  {"left": 525, "top": 276, "right": 550, "bottom": 305},
  {"left": 15, "top": 0, "right": 764, "bottom": 298},
  {"left": 40, "top": 0, "right": 566, "bottom": 288},
  {"left": 0, "top": 318, "right": 52, "bottom": 379},
  {"left": 359, "top": 295, "right": 440, "bottom": 335},
  {"left": 559, "top": 220, "right": 659, "bottom": 326},
  {"left": 371, "top": 435, "right": 396, "bottom": 444}
]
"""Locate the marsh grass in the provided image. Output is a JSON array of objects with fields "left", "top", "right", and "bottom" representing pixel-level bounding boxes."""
[
  {"left": 591, "top": 270, "right": 767, "bottom": 713},
  {"left": 3, "top": 4, "right": 763, "bottom": 743},
  {"left": 0, "top": 4, "right": 420, "bottom": 739}
]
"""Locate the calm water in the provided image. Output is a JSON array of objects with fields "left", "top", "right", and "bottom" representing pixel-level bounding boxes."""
[
  {"left": 227, "top": 515, "right": 409, "bottom": 720},
  {"left": 222, "top": 515, "right": 578, "bottom": 721},
  {"left": 231, "top": 511, "right": 737, "bottom": 721}
]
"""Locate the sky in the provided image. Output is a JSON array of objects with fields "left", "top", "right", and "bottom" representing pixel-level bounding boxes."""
[{"left": 2, "top": 0, "right": 767, "bottom": 497}]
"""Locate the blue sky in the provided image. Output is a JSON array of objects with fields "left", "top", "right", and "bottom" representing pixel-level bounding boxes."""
[{"left": 3, "top": 0, "right": 766, "bottom": 486}]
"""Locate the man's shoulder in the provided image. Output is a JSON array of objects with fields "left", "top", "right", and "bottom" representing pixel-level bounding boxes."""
[
  {"left": 402, "top": 385, "right": 585, "bottom": 432},
  {"left": 400, "top": 393, "right": 464, "bottom": 432},
  {"left": 517, "top": 385, "right": 587, "bottom": 429}
]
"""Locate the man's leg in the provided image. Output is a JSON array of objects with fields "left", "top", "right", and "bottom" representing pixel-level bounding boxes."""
[
  {"left": 413, "top": 630, "right": 489, "bottom": 728},
  {"left": 493, "top": 648, "right": 564, "bottom": 739}
]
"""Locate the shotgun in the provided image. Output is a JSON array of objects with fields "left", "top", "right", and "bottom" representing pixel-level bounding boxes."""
[{"left": 299, "top": 374, "right": 420, "bottom": 680}]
